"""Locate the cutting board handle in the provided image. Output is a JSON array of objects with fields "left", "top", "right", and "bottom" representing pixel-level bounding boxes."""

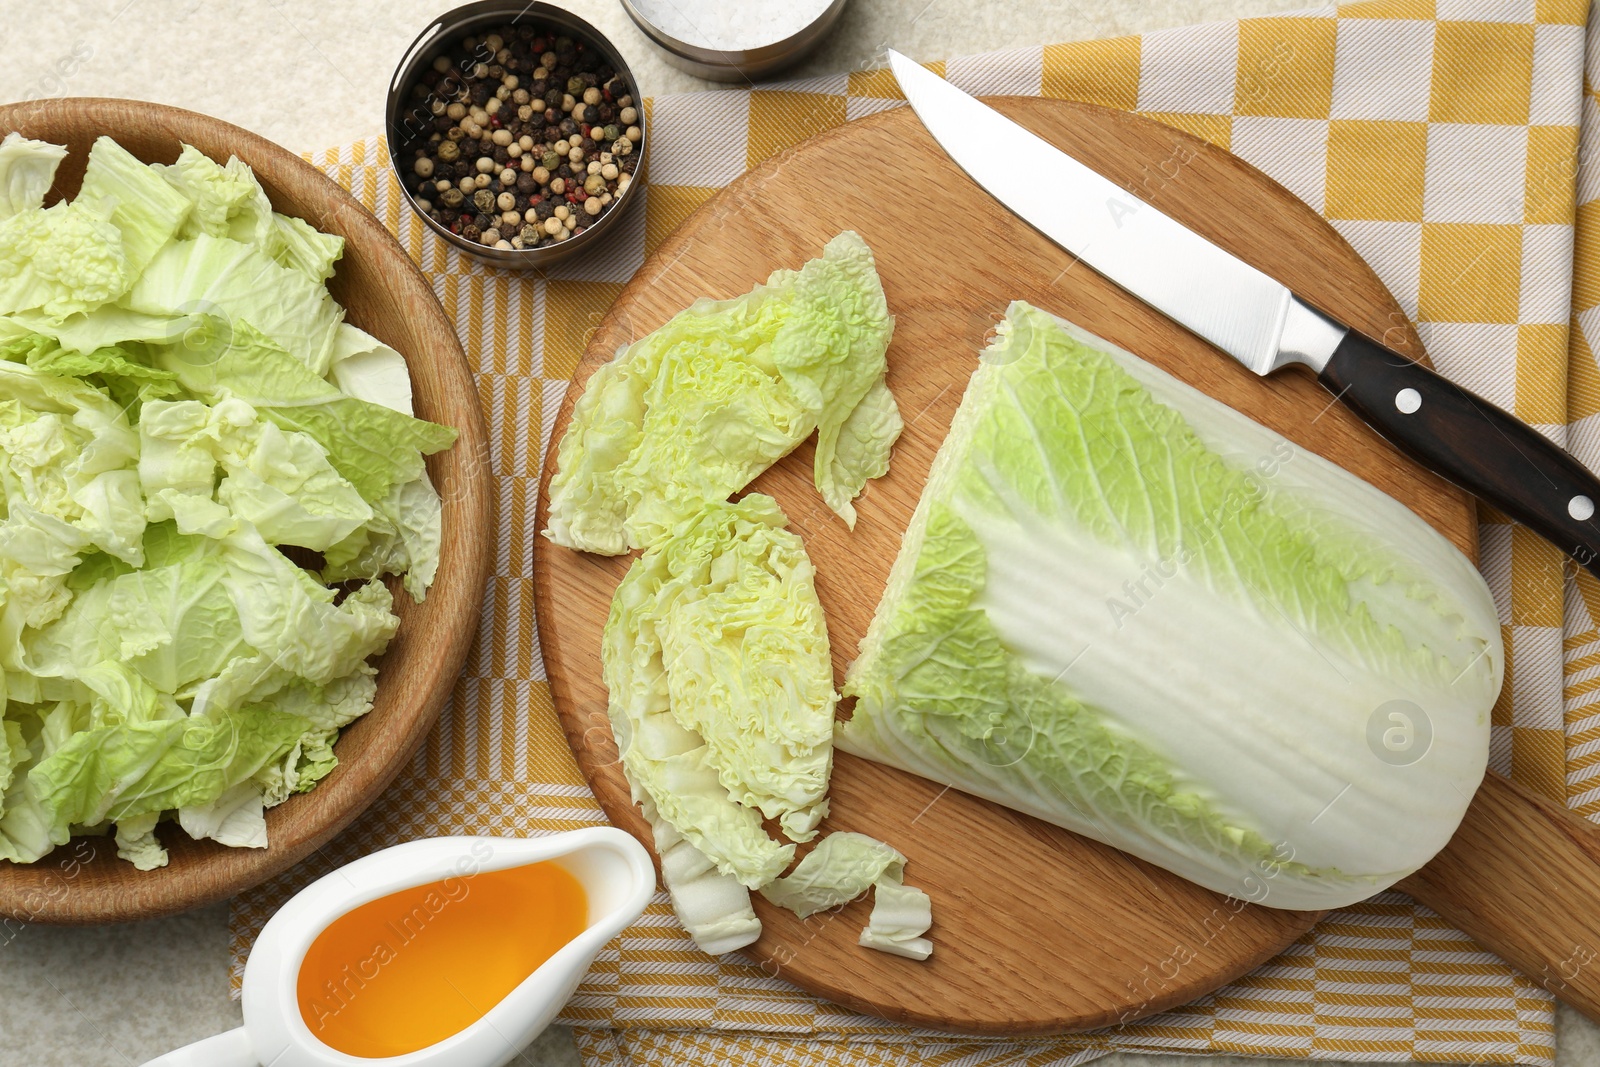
[{"left": 1401, "top": 771, "right": 1600, "bottom": 1019}]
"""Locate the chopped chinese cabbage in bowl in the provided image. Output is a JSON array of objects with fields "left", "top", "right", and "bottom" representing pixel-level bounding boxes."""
[{"left": 0, "top": 125, "right": 468, "bottom": 880}]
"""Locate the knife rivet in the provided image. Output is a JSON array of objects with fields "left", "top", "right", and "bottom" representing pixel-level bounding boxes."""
[
  {"left": 1571, "top": 495, "right": 1595, "bottom": 522},
  {"left": 1394, "top": 388, "right": 1421, "bottom": 414}
]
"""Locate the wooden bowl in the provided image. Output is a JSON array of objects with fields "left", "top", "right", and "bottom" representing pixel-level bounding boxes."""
[{"left": 0, "top": 99, "right": 492, "bottom": 923}]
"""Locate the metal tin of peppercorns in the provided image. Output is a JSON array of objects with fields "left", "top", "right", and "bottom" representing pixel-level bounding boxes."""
[
  {"left": 386, "top": 1, "right": 647, "bottom": 268},
  {"left": 620, "top": 0, "right": 847, "bottom": 83}
]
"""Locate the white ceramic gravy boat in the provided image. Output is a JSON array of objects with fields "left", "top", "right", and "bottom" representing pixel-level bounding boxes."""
[{"left": 142, "top": 828, "right": 654, "bottom": 1067}]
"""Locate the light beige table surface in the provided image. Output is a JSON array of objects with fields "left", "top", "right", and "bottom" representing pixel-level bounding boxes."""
[{"left": 1, "top": 1, "right": 1597, "bottom": 1065}]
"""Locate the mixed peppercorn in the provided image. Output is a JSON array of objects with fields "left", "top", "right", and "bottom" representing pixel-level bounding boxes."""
[{"left": 399, "top": 22, "right": 641, "bottom": 250}]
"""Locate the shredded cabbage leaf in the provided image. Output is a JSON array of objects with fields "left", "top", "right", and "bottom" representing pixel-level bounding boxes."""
[
  {"left": 838, "top": 302, "right": 1502, "bottom": 911},
  {"left": 545, "top": 230, "right": 899, "bottom": 554},
  {"left": 604, "top": 494, "right": 836, "bottom": 888}
]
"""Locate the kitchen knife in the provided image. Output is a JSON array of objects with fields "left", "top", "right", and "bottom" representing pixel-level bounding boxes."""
[{"left": 887, "top": 50, "right": 1600, "bottom": 577}]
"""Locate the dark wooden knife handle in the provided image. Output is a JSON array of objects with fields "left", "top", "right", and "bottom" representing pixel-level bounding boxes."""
[
  {"left": 1400, "top": 772, "right": 1600, "bottom": 1021},
  {"left": 1320, "top": 330, "right": 1600, "bottom": 577}
]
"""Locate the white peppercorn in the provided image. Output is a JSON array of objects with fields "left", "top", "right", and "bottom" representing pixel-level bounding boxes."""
[
  {"left": 618, "top": 95, "right": 633, "bottom": 108},
  {"left": 555, "top": 228, "right": 571, "bottom": 242},
  {"left": 485, "top": 96, "right": 502, "bottom": 115},
  {"left": 599, "top": 192, "right": 612, "bottom": 205},
  {"left": 584, "top": 196, "right": 602, "bottom": 216},
  {"left": 524, "top": 207, "right": 540, "bottom": 223},
  {"left": 550, "top": 176, "right": 566, "bottom": 194},
  {"left": 554, "top": 204, "right": 570, "bottom": 221},
  {"left": 495, "top": 84, "right": 510, "bottom": 101},
  {"left": 482, "top": 227, "right": 501, "bottom": 244},
  {"left": 519, "top": 156, "right": 535, "bottom": 172},
  {"left": 496, "top": 191, "right": 516, "bottom": 212},
  {"left": 413, "top": 156, "right": 435, "bottom": 177},
  {"left": 501, "top": 209, "right": 521, "bottom": 227},
  {"left": 458, "top": 175, "right": 475, "bottom": 192},
  {"left": 492, "top": 128, "right": 512, "bottom": 146},
  {"left": 431, "top": 55, "right": 452, "bottom": 74},
  {"left": 500, "top": 167, "right": 516, "bottom": 184},
  {"left": 416, "top": 197, "right": 433, "bottom": 212},
  {"left": 532, "top": 166, "right": 550, "bottom": 184},
  {"left": 601, "top": 162, "right": 618, "bottom": 180},
  {"left": 543, "top": 216, "right": 562, "bottom": 236},
  {"left": 625, "top": 125, "right": 641, "bottom": 142},
  {"left": 561, "top": 93, "right": 575, "bottom": 111},
  {"left": 473, "top": 173, "right": 491, "bottom": 189},
  {"left": 512, "top": 236, "right": 525, "bottom": 249},
  {"left": 518, "top": 135, "right": 534, "bottom": 151},
  {"left": 619, "top": 106, "right": 638, "bottom": 126},
  {"left": 472, "top": 62, "right": 489, "bottom": 79},
  {"left": 475, "top": 156, "right": 496, "bottom": 174}
]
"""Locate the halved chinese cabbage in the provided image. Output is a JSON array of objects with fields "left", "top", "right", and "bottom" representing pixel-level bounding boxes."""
[
  {"left": 545, "top": 231, "right": 898, "bottom": 555},
  {"left": 838, "top": 302, "right": 1502, "bottom": 911}
]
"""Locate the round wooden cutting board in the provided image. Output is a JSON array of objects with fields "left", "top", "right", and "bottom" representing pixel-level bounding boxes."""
[{"left": 533, "top": 98, "right": 1476, "bottom": 1035}]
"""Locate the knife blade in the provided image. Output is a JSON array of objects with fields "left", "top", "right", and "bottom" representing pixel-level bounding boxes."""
[{"left": 888, "top": 50, "right": 1600, "bottom": 577}]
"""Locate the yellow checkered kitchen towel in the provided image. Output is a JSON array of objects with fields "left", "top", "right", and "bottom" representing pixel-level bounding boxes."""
[{"left": 229, "top": 0, "right": 1600, "bottom": 1062}]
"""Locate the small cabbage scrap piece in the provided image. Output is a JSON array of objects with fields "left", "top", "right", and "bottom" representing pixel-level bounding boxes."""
[
  {"left": 859, "top": 878, "right": 933, "bottom": 960},
  {"left": 545, "top": 230, "right": 898, "bottom": 554},
  {"left": 328, "top": 323, "right": 415, "bottom": 415},
  {"left": 76, "top": 136, "right": 194, "bottom": 279},
  {"left": 0, "top": 133, "right": 67, "bottom": 220},
  {"left": 0, "top": 198, "right": 127, "bottom": 321},
  {"left": 759, "top": 832, "right": 903, "bottom": 918},
  {"left": 759, "top": 831, "right": 934, "bottom": 960},
  {"left": 127, "top": 233, "right": 344, "bottom": 376},
  {"left": 839, "top": 302, "right": 1503, "bottom": 911}
]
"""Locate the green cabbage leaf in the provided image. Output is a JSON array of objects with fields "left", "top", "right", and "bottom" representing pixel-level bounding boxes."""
[{"left": 545, "top": 230, "right": 899, "bottom": 554}]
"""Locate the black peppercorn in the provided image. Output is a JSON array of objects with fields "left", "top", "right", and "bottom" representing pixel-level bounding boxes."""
[
  {"left": 474, "top": 212, "right": 492, "bottom": 230},
  {"left": 434, "top": 115, "right": 453, "bottom": 133},
  {"left": 580, "top": 136, "right": 597, "bottom": 154},
  {"left": 596, "top": 104, "right": 615, "bottom": 124},
  {"left": 478, "top": 137, "right": 494, "bottom": 154},
  {"left": 493, "top": 146, "right": 511, "bottom": 164},
  {"left": 470, "top": 82, "right": 490, "bottom": 105},
  {"left": 516, "top": 172, "right": 537, "bottom": 195},
  {"left": 535, "top": 199, "right": 555, "bottom": 219},
  {"left": 559, "top": 118, "right": 578, "bottom": 136},
  {"left": 461, "top": 223, "right": 481, "bottom": 242}
]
